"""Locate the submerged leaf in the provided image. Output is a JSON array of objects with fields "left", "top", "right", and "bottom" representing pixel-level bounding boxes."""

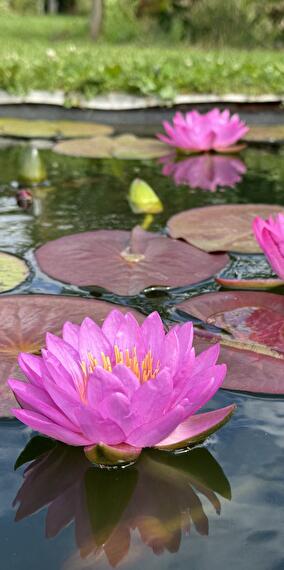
[
  {"left": 167, "top": 204, "right": 284, "bottom": 253},
  {"left": 35, "top": 227, "right": 228, "bottom": 295}
]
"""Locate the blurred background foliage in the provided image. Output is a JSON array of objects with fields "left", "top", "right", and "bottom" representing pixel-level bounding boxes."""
[{"left": 0, "top": 0, "right": 283, "bottom": 47}]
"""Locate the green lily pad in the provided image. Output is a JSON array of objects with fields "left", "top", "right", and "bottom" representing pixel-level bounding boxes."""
[
  {"left": 0, "top": 252, "right": 29, "bottom": 293},
  {"left": 245, "top": 125, "right": 284, "bottom": 145},
  {"left": 0, "top": 118, "right": 113, "bottom": 140},
  {"left": 53, "top": 134, "right": 169, "bottom": 160}
]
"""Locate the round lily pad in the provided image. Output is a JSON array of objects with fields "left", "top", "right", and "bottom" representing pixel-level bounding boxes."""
[
  {"left": 0, "top": 252, "right": 29, "bottom": 293},
  {"left": 176, "top": 291, "right": 284, "bottom": 394},
  {"left": 35, "top": 227, "right": 229, "bottom": 296},
  {"left": 0, "top": 295, "right": 143, "bottom": 418},
  {"left": 0, "top": 118, "right": 113, "bottom": 140},
  {"left": 53, "top": 134, "right": 169, "bottom": 160},
  {"left": 245, "top": 125, "right": 284, "bottom": 145},
  {"left": 167, "top": 204, "right": 284, "bottom": 253}
]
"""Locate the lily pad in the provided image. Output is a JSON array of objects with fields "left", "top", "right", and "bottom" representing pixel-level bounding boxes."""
[
  {"left": 167, "top": 204, "right": 284, "bottom": 253},
  {"left": 0, "top": 118, "right": 113, "bottom": 139},
  {"left": 245, "top": 125, "right": 284, "bottom": 145},
  {"left": 0, "top": 295, "right": 143, "bottom": 418},
  {"left": 176, "top": 291, "right": 284, "bottom": 394},
  {"left": 53, "top": 134, "right": 169, "bottom": 160},
  {"left": 35, "top": 226, "right": 228, "bottom": 296},
  {"left": 0, "top": 252, "right": 29, "bottom": 293},
  {"left": 216, "top": 254, "right": 284, "bottom": 290}
]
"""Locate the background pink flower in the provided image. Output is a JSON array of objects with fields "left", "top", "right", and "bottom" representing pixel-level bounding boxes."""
[
  {"left": 160, "top": 153, "right": 246, "bottom": 191},
  {"left": 157, "top": 109, "right": 249, "bottom": 153},
  {"left": 8, "top": 310, "right": 235, "bottom": 466},
  {"left": 253, "top": 214, "right": 284, "bottom": 279}
]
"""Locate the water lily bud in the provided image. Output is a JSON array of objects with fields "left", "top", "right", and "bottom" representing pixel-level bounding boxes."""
[
  {"left": 18, "top": 147, "right": 47, "bottom": 184},
  {"left": 128, "top": 178, "right": 163, "bottom": 214}
]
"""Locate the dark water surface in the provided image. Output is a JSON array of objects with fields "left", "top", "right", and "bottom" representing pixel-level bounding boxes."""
[{"left": 0, "top": 142, "right": 284, "bottom": 570}]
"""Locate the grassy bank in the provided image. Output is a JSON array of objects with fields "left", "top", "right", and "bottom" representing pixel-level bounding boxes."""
[{"left": 0, "top": 15, "right": 283, "bottom": 100}]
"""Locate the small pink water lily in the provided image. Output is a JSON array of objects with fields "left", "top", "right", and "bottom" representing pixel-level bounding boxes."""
[
  {"left": 157, "top": 109, "right": 249, "bottom": 153},
  {"left": 253, "top": 214, "right": 284, "bottom": 280},
  {"left": 160, "top": 153, "right": 246, "bottom": 191},
  {"left": 8, "top": 310, "right": 235, "bottom": 466}
]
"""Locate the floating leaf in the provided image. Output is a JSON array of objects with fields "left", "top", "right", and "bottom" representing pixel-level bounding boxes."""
[
  {"left": 128, "top": 178, "right": 163, "bottom": 214},
  {"left": 216, "top": 253, "right": 284, "bottom": 290},
  {"left": 0, "top": 118, "right": 113, "bottom": 139},
  {"left": 176, "top": 291, "right": 284, "bottom": 394},
  {"left": 0, "top": 295, "right": 143, "bottom": 417},
  {"left": 245, "top": 125, "right": 284, "bottom": 145},
  {"left": 35, "top": 226, "right": 228, "bottom": 296},
  {"left": 0, "top": 252, "right": 29, "bottom": 293},
  {"left": 18, "top": 147, "right": 47, "bottom": 184},
  {"left": 53, "top": 134, "right": 169, "bottom": 160},
  {"left": 167, "top": 204, "right": 284, "bottom": 253}
]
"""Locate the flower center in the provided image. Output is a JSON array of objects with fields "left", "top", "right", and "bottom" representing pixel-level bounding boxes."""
[{"left": 81, "top": 345, "right": 160, "bottom": 384}]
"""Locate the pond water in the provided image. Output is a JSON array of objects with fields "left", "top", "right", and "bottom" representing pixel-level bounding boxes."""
[{"left": 0, "top": 141, "right": 284, "bottom": 570}]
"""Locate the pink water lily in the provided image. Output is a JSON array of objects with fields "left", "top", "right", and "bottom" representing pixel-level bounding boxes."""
[
  {"left": 157, "top": 109, "right": 249, "bottom": 153},
  {"left": 8, "top": 310, "right": 235, "bottom": 466},
  {"left": 253, "top": 214, "right": 284, "bottom": 280}
]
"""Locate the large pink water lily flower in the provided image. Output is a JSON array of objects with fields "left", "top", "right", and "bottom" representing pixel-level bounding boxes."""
[
  {"left": 8, "top": 310, "right": 235, "bottom": 466},
  {"left": 157, "top": 109, "right": 249, "bottom": 153},
  {"left": 253, "top": 214, "right": 284, "bottom": 280}
]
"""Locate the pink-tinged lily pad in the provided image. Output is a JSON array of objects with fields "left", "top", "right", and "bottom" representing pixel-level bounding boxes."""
[
  {"left": 156, "top": 404, "right": 236, "bottom": 450},
  {"left": 0, "top": 295, "right": 143, "bottom": 418},
  {"left": 216, "top": 275, "right": 284, "bottom": 290},
  {"left": 176, "top": 291, "right": 284, "bottom": 394},
  {"left": 167, "top": 204, "right": 284, "bottom": 253},
  {"left": 35, "top": 227, "right": 228, "bottom": 295}
]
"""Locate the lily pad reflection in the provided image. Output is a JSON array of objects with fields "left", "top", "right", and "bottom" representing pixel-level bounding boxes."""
[{"left": 14, "top": 439, "right": 231, "bottom": 567}]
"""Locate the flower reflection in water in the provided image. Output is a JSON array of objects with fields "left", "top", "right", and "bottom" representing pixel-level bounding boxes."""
[
  {"left": 160, "top": 153, "right": 246, "bottom": 192},
  {"left": 13, "top": 439, "right": 231, "bottom": 568}
]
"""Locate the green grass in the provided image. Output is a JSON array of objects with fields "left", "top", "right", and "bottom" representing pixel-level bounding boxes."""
[{"left": 0, "top": 14, "right": 283, "bottom": 100}]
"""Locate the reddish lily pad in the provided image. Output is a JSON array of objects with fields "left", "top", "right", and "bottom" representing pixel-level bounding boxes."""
[
  {"left": 167, "top": 204, "right": 284, "bottom": 253},
  {"left": 216, "top": 276, "right": 284, "bottom": 290},
  {"left": 0, "top": 295, "right": 143, "bottom": 418},
  {"left": 53, "top": 134, "right": 169, "bottom": 160},
  {"left": 176, "top": 291, "right": 284, "bottom": 394},
  {"left": 35, "top": 227, "right": 228, "bottom": 296}
]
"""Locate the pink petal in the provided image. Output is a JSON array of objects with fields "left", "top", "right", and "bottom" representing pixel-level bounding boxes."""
[
  {"left": 141, "top": 311, "right": 165, "bottom": 363},
  {"left": 8, "top": 379, "right": 76, "bottom": 431},
  {"left": 155, "top": 404, "right": 236, "bottom": 449},
  {"left": 75, "top": 405, "right": 125, "bottom": 445},
  {"left": 62, "top": 321, "right": 80, "bottom": 350},
  {"left": 114, "top": 312, "right": 144, "bottom": 360},
  {"left": 79, "top": 317, "right": 111, "bottom": 365},
  {"left": 102, "top": 309, "right": 126, "bottom": 345},
  {"left": 12, "top": 408, "right": 89, "bottom": 446},
  {"left": 130, "top": 368, "right": 173, "bottom": 424},
  {"left": 126, "top": 405, "right": 184, "bottom": 447},
  {"left": 18, "top": 353, "right": 45, "bottom": 387}
]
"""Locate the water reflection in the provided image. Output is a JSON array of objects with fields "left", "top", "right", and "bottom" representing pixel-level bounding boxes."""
[
  {"left": 13, "top": 441, "right": 231, "bottom": 568},
  {"left": 160, "top": 153, "right": 246, "bottom": 191}
]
